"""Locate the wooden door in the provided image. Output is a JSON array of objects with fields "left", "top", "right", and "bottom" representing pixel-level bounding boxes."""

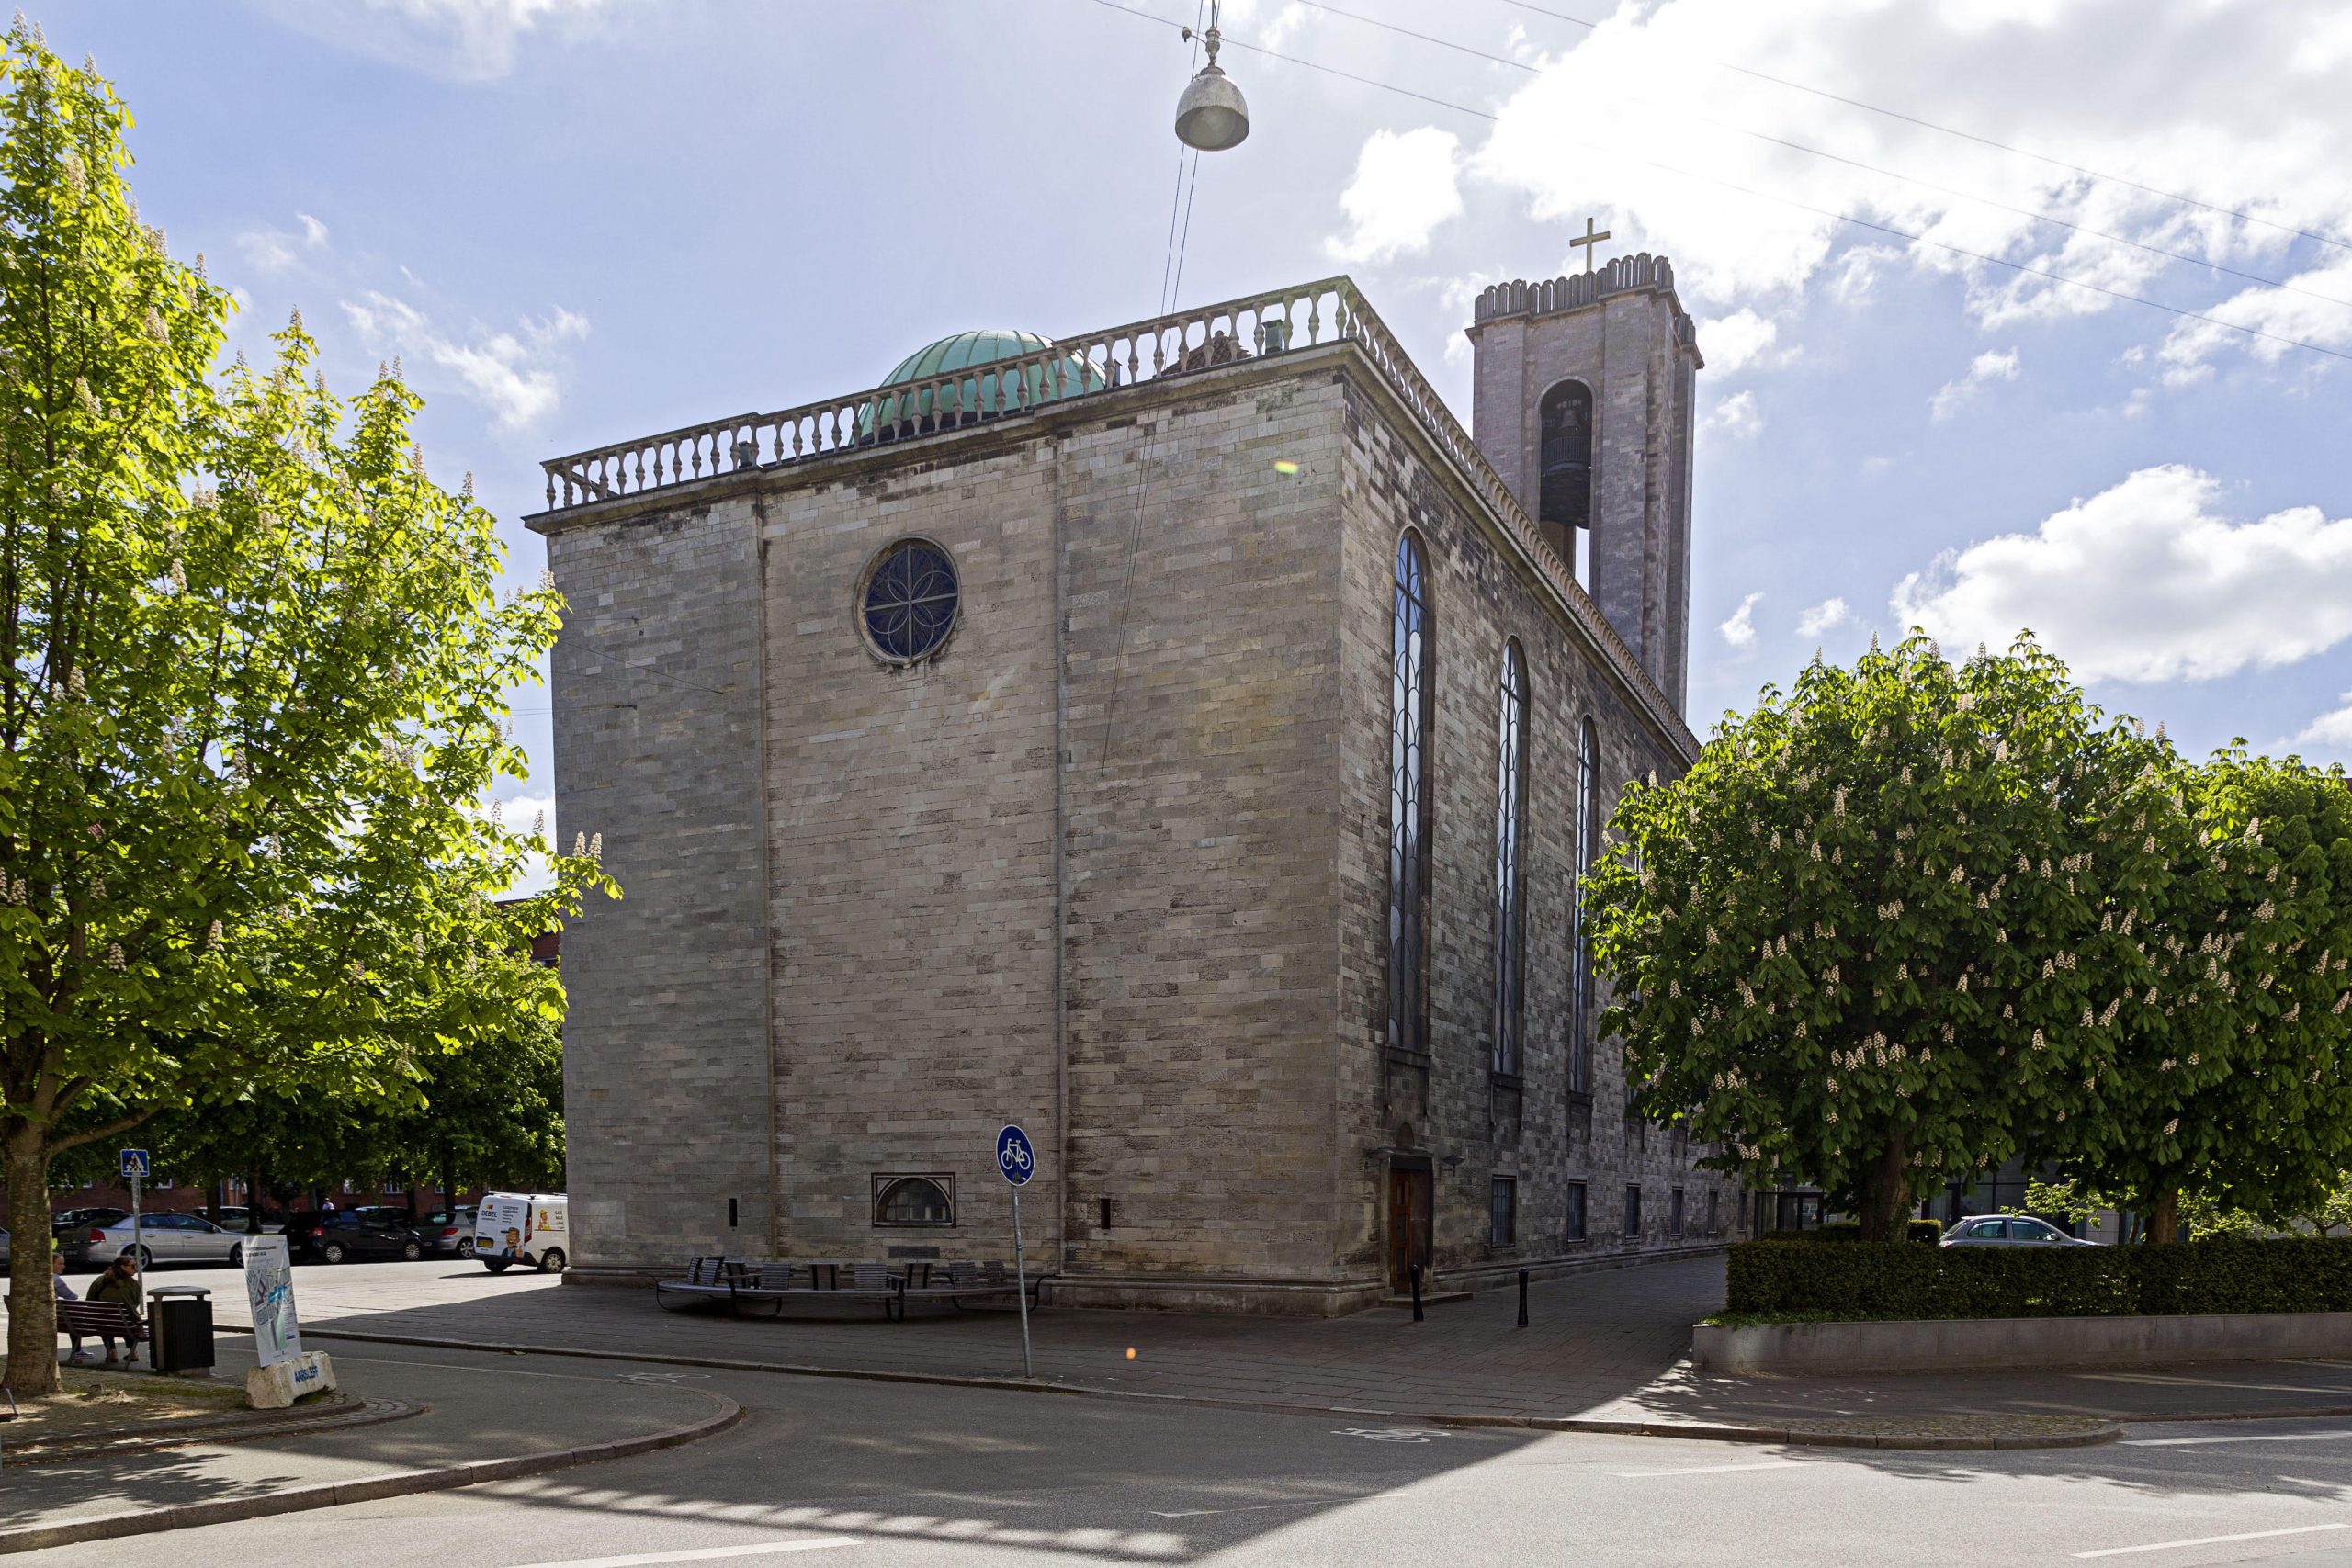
[{"left": 1385, "top": 1165, "right": 1431, "bottom": 1291}]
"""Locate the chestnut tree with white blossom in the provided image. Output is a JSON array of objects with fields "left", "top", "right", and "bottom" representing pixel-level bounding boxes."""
[
  {"left": 0, "top": 26, "right": 610, "bottom": 1393},
  {"left": 1587, "top": 633, "right": 2188, "bottom": 1241}
]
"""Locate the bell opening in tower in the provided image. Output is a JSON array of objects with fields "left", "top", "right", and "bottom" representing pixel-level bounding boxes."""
[{"left": 1536, "top": 379, "right": 1593, "bottom": 589}]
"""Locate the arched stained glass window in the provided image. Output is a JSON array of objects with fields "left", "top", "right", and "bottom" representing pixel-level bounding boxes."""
[
  {"left": 1569, "top": 716, "right": 1600, "bottom": 1096},
  {"left": 874, "top": 1175, "right": 955, "bottom": 1226},
  {"left": 1387, "top": 532, "right": 1433, "bottom": 1053},
  {"left": 1492, "top": 641, "right": 1528, "bottom": 1076}
]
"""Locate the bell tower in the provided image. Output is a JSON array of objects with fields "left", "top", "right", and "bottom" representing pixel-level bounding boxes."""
[{"left": 1464, "top": 247, "right": 1702, "bottom": 714}]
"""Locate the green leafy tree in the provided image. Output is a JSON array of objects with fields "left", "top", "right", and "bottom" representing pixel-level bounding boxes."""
[
  {"left": 1589, "top": 633, "right": 2182, "bottom": 1240},
  {"left": 2066, "top": 749, "right": 2352, "bottom": 1239},
  {"left": 0, "top": 28, "right": 610, "bottom": 1394}
]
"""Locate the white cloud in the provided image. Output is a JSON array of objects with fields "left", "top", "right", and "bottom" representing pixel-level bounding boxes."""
[
  {"left": 1327, "top": 128, "right": 1464, "bottom": 266},
  {"left": 1719, "top": 592, "right": 1762, "bottom": 651},
  {"left": 1694, "top": 308, "right": 1784, "bottom": 375},
  {"left": 1797, "top": 597, "right": 1851, "bottom": 637},
  {"left": 1891, "top": 465, "right": 2352, "bottom": 682},
  {"left": 235, "top": 211, "right": 332, "bottom": 275},
  {"left": 2295, "top": 694, "right": 2352, "bottom": 751},
  {"left": 2158, "top": 254, "right": 2352, "bottom": 381},
  {"left": 1465, "top": 0, "right": 2352, "bottom": 359},
  {"left": 341, "top": 292, "right": 589, "bottom": 431},
  {"left": 249, "top": 0, "right": 615, "bottom": 81},
  {"left": 1702, "top": 389, "right": 1761, "bottom": 439},
  {"left": 1928, "top": 347, "right": 2021, "bottom": 421}
]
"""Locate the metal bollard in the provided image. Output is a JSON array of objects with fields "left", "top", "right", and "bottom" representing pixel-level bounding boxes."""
[
  {"left": 1409, "top": 1261, "right": 1424, "bottom": 1322},
  {"left": 1518, "top": 1268, "right": 1530, "bottom": 1328}
]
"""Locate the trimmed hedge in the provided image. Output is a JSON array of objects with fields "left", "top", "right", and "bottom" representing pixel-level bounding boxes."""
[{"left": 1726, "top": 1235, "right": 2352, "bottom": 1320}]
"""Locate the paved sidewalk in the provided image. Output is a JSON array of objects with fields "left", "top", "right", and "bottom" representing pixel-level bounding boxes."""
[
  {"left": 0, "top": 1339, "right": 735, "bottom": 1551},
  {"left": 125, "top": 1253, "right": 2352, "bottom": 1435}
]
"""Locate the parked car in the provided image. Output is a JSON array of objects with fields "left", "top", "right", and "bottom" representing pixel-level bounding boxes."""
[
  {"left": 51, "top": 1206, "right": 128, "bottom": 1237},
  {"left": 289, "top": 1210, "right": 426, "bottom": 1264},
  {"left": 0, "top": 1224, "right": 10, "bottom": 1270},
  {"left": 1941, "top": 1214, "right": 2097, "bottom": 1247},
  {"left": 207, "top": 1206, "right": 282, "bottom": 1235},
  {"left": 419, "top": 1207, "right": 479, "bottom": 1258},
  {"left": 474, "top": 1192, "right": 567, "bottom": 1274},
  {"left": 66, "top": 1211, "right": 247, "bottom": 1269}
]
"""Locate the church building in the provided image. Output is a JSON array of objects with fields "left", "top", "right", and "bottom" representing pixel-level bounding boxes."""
[{"left": 532, "top": 254, "right": 1735, "bottom": 1314}]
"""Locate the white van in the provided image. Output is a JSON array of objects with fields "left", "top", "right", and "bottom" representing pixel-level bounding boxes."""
[{"left": 474, "top": 1192, "right": 569, "bottom": 1274}]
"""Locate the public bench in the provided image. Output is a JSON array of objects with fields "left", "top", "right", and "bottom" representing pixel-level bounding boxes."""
[
  {"left": 650, "top": 1255, "right": 739, "bottom": 1313},
  {"left": 731, "top": 1261, "right": 909, "bottom": 1320},
  {"left": 55, "top": 1299, "right": 145, "bottom": 1355},
  {"left": 897, "top": 1259, "right": 1046, "bottom": 1313}
]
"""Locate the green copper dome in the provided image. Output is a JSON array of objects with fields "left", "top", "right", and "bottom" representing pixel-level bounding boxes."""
[{"left": 859, "top": 329, "right": 1110, "bottom": 438}]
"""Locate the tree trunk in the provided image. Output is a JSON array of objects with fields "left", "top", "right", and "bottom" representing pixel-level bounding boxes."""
[
  {"left": 5, "top": 1125, "right": 61, "bottom": 1397},
  {"left": 439, "top": 1145, "right": 457, "bottom": 1220},
  {"left": 2144, "top": 1190, "right": 2180, "bottom": 1244},
  {"left": 1859, "top": 1131, "right": 1912, "bottom": 1242},
  {"left": 246, "top": 1164, "right": 265, "bottom": 1234}
]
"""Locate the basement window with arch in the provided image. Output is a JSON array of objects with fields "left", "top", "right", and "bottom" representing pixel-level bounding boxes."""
[{"left": 872, "top": 1174, "right": 956, "bottom": 1227}]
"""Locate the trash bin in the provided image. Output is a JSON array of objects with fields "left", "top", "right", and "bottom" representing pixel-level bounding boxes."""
[{"left": 150, "top": 1285, "right": 216, "bottom": 1374}]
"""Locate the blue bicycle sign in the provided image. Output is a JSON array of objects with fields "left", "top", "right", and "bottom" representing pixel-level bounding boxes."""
[{"left": 996, "top": 1123, "right": 1035, "bottom": 1186}]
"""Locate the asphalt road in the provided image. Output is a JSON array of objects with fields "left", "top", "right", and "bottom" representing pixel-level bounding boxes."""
[{"left": 24, "top": 1338, "right": 2352, "bottom": 1568}]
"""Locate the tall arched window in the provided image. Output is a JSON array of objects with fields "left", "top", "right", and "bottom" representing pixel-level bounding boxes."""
[
  {"left": 1492, "top": 641, "right": 1528, "bottom": 1076},
  {"left": 1538, "top": 380, "right": 1594, "bottom": 583},
  {"left": 1568, "top": 716, "right": 1600, "bottom": 1095},
  {"left": 1387, "top": 532, "right": 1432, "bottom": 1053}
]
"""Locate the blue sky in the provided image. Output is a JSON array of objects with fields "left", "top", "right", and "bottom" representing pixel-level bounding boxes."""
[{"left": 45, "top": 0, "right": 2352, "bottom": 854}]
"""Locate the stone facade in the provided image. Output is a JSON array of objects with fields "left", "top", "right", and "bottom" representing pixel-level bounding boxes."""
[{"left": 535, "top": 265, "right": 1737, "bottom": 1314}]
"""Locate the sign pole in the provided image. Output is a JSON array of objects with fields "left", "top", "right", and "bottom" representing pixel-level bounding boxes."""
[
  {"left": 1012, "top": 1185, "right": 1033, "bottom": 1380},
  {"left": 996, "top": 1122, "right": 1038, "bottom": 1382}
]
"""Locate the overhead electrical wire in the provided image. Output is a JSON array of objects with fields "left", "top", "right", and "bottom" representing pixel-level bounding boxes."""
[
  {"left": 1080, "top": 0, "right": 2352, "bottom": 367},
  {"left": 1282, "top": 0, "right": 2350, "bottom": 311},
  {"left": 1490, "top": 0, "right": 2352, "bottom": 259}
]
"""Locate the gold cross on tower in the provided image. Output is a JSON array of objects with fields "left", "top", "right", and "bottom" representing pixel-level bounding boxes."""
[{"left": 1569, "top": 216, "right": 1611, "bottom": 273}]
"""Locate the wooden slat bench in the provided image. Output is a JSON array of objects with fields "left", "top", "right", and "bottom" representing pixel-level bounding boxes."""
[{"left": 55, "top": 1299, "right": 145, "bottom": 1355}]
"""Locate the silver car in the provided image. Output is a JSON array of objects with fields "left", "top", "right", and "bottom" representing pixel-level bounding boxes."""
[
  {"left": 65, "top": 1212, "right": 248, "bottom": 1269},
  {"left": 1941, "top": 1213, "right": 2097, "bottom": 1247}
]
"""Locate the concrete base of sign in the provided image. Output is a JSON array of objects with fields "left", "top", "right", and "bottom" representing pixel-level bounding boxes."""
[{"left": 246, "top": 1350, "right": 336, "bottom": 1409}]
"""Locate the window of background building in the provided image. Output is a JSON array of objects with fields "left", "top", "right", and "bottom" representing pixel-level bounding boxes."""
[
  {"left": 1492, "top": 639, "right": 1528, "bottom": 1077},
  {"left": 1569, "top": 717, "right": 1600, "bottom": 1095},
  {"left": 872, "top": 1174, "right": 956, "bottom": 1227},
  {"left": 1623, "top": 1184, "right": 1643, "bottom": 1238},
  {"left": 1565, "top": 1181, "right": 1588, "bottom": 1243},
  {"left": 1671, "top": 1187, "right": 1686, "bottom": 1236},
  {"left": 1387, "top": 531, "right": 1433, "bottom": 1053},
  {"left": 1490, "top": 1178, "right": 1518, "bottom": 1247},
  {"left": 1707, "top": 1188, "right": 1719, "bottom": 1233}
]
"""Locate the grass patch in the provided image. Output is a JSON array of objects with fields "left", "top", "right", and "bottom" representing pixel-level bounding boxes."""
[{"left": 7, "top": 1366, "right": 247, "bottom": 1438}]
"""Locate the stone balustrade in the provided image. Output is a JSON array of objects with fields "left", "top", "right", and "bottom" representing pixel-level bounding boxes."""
[{"left": 535, "top": 276, "right": 1697, "bottom": 759}]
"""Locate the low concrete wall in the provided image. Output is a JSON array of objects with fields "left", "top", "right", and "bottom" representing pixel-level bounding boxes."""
[{"left": 1695, "top": 1311, "right": 2352, "bottom": 1375}]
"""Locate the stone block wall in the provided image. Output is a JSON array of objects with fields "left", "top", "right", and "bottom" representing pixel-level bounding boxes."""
[{"left": 544, "top": 500, "right": 776, "bottom": 1274}]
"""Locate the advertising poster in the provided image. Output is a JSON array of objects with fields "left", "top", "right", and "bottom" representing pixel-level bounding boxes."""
[{"left": 244, "top": 1234, "right": 303, "bottom": 1367}]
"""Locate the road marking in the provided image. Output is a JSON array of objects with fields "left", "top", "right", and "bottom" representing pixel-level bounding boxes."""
[
  {"left": 1611, "top": 1461, "right": 1805, "bottom": 1479},
  {"left": 2125, "top": 1431, "right": 2352, "bottom": 1447},
  {"left": 1150, "top": 1499, "right": 1344, "bottom": 1518},
  {"left": 2073, "top": 1523, "right": 2347, "bottom": 1558},
  {"left": 1331, "top": 1427, "right": 1450, "bottom": 1443},
  {"left": 507, "top": 1540, "right": 862, "bottom": 1567}
]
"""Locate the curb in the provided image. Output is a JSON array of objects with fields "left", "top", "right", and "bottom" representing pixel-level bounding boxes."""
[
  {"left": 0, "top": 1388, "right": 743, "bottom": 1555},
  {"left": 297, "top": 1325, "right": 2120, "bottom": 1452}
]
